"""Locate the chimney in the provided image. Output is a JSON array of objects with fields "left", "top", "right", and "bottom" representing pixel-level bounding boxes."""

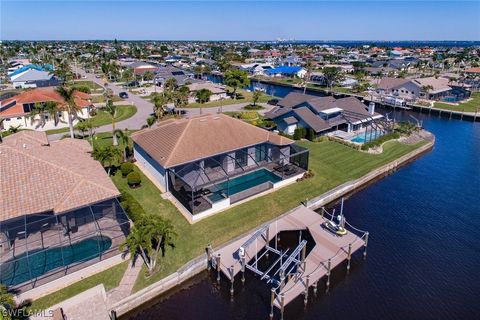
[{"left": 368, "top": 102, "right": 375, "bottom": 115}]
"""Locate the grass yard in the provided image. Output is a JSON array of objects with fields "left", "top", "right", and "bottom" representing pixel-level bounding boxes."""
[
  {"left": 185, "top": 89, "right": 273, "bottom": 108},
  {"left": 46, "top": 105, "right": 137, "bottom": 135},
  {"left": 111, "top": 139, "right": 427, "bottom": 292},
  {"left": 434, "top": 92, "right": 480, "bottom": 113},
  {"left": 29, "top": 261, "right": 128, "bottom": 311},
  {"left": 72, "top": 80, "right": 103, "bottom": 91},
  {"left": 90, "top": 95, "right": 123, "bottom": 104}
]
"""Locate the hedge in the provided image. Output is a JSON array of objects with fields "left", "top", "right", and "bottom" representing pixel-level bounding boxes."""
[
  {"left": 361, "top": 132, "right": 400, "bottom": 151},
  {"left": 120, "top": 162, "right": 134, "bottom": 177},
  {"left": 127, "top": 171, "right": 141, "bottom": 187}
]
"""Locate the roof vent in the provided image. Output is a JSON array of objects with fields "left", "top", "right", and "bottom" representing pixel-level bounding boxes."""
[
  {"left": 23, "top": 144, "right": 27, "bottom": 149},
  {"left": 199, "top": 119, "right": 208, "bottom": 122},
  {"left": 213, "top": 116, "right": 220, "bottom": 120}
]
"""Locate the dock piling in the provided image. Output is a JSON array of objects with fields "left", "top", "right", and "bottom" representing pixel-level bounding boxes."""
[
  {"left": 313, "top": 281, "right": 318, "bottom": 296},
  {"left": 304, "top": 275, "right": 310, "bottom": 306},
  {"left": 326, "top": 258, "right": 331, "bottom": 292},
  {"left": 206, "top": 245, "right": 212, "bottom": 271},
  {"left": 241, "top": 257, "right": 246, "bottom": 283},
  {"left": 347, "top": 243, "right": 352, "bottom": 273},
  {"left": 266, "top": 227, "right": 270, "bottom": 258},
  {"left": 216, "top": 254, "right": 221, "bottom": 283},
  {"left": 363, "top": 232, "right": 369, "bottom": 259},
  {"left": 270, "top": 288, "right": 275, "bottom": 319},
  {"left": 280, "top": 294, "right": 285, "bottom": 320},
  {"left": 230, "top": 265, "right": 234, "bottom": 296}
]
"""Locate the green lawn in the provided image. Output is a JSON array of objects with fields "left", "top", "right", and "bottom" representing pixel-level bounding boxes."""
[
  {"left": 29, "top": 261, "right": 128, "bottom": 311},
  {"left": 185, "top": 89, "right": 273, "bottom": 108},
  {"left": 111, "top": 139, "right": 426, "bottom": 292},
  {"left": 90, "top": 95, "right": 123, "bottom": 104},
  {"left": 46, "top": 105, "right": 137, "bottom": 135},
  {"left": 72, "top": 80, "right": 103, "bottom": 91},
  {"left": 434, "top": 92, "right": 480, "bottom": 113}
]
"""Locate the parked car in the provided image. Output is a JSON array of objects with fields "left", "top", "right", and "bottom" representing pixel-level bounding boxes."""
[
  {"left": 119, "top": 92, "right": 129, "bottom": 99},
  {"left": 267, "top": 98, "right": 279, "bottom": 106}
]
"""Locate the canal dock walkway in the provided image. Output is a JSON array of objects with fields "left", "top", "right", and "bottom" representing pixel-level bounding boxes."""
[{"left": 209, "top": 205, "right": 367, "bottom": 311}]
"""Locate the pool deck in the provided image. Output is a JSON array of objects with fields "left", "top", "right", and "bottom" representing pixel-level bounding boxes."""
[{"left": 211, "top": 205, "right": 366, "bottom": 309}]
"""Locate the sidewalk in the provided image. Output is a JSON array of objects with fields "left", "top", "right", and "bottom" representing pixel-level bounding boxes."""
[{"left": 106, "top": 260, "right": 143, "bottom": 308}]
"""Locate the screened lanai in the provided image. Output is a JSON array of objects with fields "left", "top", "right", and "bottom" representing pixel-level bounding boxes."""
[
  {"left": 0, "top": 198, "right": 130, "bottom": 292},
  {"left": 167, "top": 143, "right": 309, "bottom": 215}
]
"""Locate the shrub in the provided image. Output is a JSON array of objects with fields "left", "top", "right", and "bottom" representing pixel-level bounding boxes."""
[
  {"left": 127, "top": 172, "right": 141, "bottom": 187},
  {"left": 314, "top": 136, "right": 329, "bottom": 142},
  {"left": 244, "top": 104, "right": 264, "bottom": 110},
  {"left": 75, "top": 85, "right": 91, "bottom": 94},
  {"left": 297, "top": 169, "right": 315, "bottom": 182},
  {"left": 120, "top": 162, "right": 134, "bottom": 177},
  {"left": 120, "top": 192, "right": 145, "bottom": 222},
  {"left": 240, "top": 111, "right": 258, "bottom": 120},
  {"left": 306, "top": 128, "right": 316, "bottom": 141},
  {"left": 293, "top": 127, "right": 307, "bottom": 140}
]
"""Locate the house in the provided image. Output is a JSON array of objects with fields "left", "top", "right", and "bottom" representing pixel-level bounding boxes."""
[
  {"left": 127, "top": 61, "right": 158, "bottom": 75},
  {"left": 186, "top": 82, "right": 228, "bottom": 103},
  {"left": 131, "top": 114, "right": 309, "bottom": 222},
  {"left": 154, "top": 65, "right": 195, "bottom": 86},
  {"left": 0, "top": 87, "right": 92, "bottom": 131},
  {"left": 0, "top": 131, "right": 130, "bottom": 291},
  {"left": 238, "top": 63, "right": 274, "bottom": 76},
  {"left": 10, "top": 69, "right": 58, "bottom": 89},
  {"left": 265, "top": 92, "right": 382, "bottom": 136},
  {"left": 376, "top": 76, "right": 470, "bottom": 101},
  {"left": 265, "top": 66, "right": 307, "bottom": 78}
]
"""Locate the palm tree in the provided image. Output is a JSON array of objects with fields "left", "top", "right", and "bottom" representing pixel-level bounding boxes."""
[
  {"left": 55, "top": 86, "right": 79, "bottom": 138},
  {"left": 92, "top": 146, "right": 121, "bottom": 175},
  {"left": 303, "top": 60, "right": 314, "bottom": 94},
  {"left": 196, "top": 88, "right": 212, "bottom": 104},
  {"left": 152, "top": 93, "right": 167, "bottom": 121},
  {"left": 104, "top": 99, "right": 118, "bottom": 146},
  {"left": 173, "top": 86, "right": 189, "bottom": 109},
  {"left": 0, "top": 284, "right": 15, "bottom": 320},
  {"left": 114, "top": 129, "right": 130, "bottom": 162},
  {"left": 120, "top": 214, "right": 177, "bottom": 274}
]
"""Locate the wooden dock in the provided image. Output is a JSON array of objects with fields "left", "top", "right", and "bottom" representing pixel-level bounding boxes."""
[{"left": 207, "top": 205, "right": 368, "bottom": 313}]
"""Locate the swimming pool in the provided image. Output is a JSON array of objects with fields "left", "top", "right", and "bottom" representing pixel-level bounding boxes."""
[
  {"left": 208, "top": 169, "right": 282, "bottom": 203},
  {"left": 350, "top": 130, "right": 384, "bottom": 143},
  {"left": 0, "top": 235, "right": 112, "bottom": 286}
]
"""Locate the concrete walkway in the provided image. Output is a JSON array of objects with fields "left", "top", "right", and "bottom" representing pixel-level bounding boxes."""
[{"left": 106, "top": 260, "right": 143, "bottom": 307}]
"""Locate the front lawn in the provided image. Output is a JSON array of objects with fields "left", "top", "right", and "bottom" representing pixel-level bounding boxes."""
[
  {"left": 111, "top": 139, "right": 427, "bottom": 292},
  {"left": 72, "top": 80, "right": 103, "bottom": 92},
  {"left": 185, "top": 89, "right": 273, "bottom": 108},
  {"left": 434, "top": 92, "right": 480, "bottom": 113},
  {"left": 46, "top": 105, "right": 137, "bottom": 135},
  {"left": 28, "top": 261, "right": 128, "bottom": 311}
]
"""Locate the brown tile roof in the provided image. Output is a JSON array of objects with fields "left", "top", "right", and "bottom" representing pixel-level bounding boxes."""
[
  {"left": 0, "top": 87, "right": 92, "bottom": 118},
  {"left": 465, "top": 67, "right": 480, "bottom": 74},
  {"left": 131, "top": 113, "right": 293, "bottom": 168},
  {"left": 0, "top": 132, "right": 120, "bottom": 221},
  {"left": 377, "top": 77, "right": 410, "bottom": 91}
]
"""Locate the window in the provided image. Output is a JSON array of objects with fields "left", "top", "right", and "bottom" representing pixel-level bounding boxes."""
[
  {"left": 255, "top": 145, "right": 267, "bottom": 162},
  {"left": 235, "top": 150, "right": 248, "bottom": 169}
]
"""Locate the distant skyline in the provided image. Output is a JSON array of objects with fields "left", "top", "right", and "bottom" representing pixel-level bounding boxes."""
[{"left": 1, "top": 1, "right": 480, "bottom": 41}]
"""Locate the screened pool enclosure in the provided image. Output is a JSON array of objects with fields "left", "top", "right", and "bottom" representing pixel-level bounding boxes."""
[
  {"left": 0, "top": 198, "right": 130, "bottom": 292},
  {"left": 167, "top": 143, "right": 309, "bottom": 215}
]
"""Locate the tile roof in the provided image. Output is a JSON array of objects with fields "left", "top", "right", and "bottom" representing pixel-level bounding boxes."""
[
  {"left": 131, "top": 113, "right": 293, "bottom": 168},
  {"left": 292, "top": 107, "right": 331, "bottom": 132},
  {"left": 0, "top": 132, "right": 120, "bottom": 221},
  {"left": 377, "top": 77, "right": 410, "bottom": 91},
  {"left": 0, "top": 87, "right": 92, "bottom": 118}
]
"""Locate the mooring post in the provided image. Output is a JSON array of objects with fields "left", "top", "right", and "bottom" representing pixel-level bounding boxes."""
[
  {"left": 326, "top": 258, "right": 331, "bottom": 292},
  {"left": 280, "top": 270, "right": 286, "bottom": 291},
  {"left": 301, "top": 244, "right": 307, "bottom": 270},
  {"left": 347, "top": 243, "right": 352, "bottom": 273},
  {"left": 241, "top": 257, "right": 246, "bottom": 283},
  {"left": 266, "top": 227, "right": 270, "bottom": 258},
  {"left": 206, "top": 245, "right": 211, "bottom": 271},
  {"left": 321, "top": 206, "right": 325, "bottom": 218},
  {"left": 363, "top": 232, "right": 369, "bottom": 260},
  {"left": 216, "top": 254, "right": 221, "bottom": 283},
  {"left": 313, "top": 281, "right": 318, "bottom": 295},
  {"left": 230, "top": 265, "right": 234, "bottom": 296},
  {"left": 110, "top": 310, "right": 117, "bottom": 320},
  {"left": 270, "top": 288, "right": 275, "bottom": 319},
  {"left": 304, "top": 275, "right": 310, "bottom": 306},
  {"left": 280, "top": 294, "right": 285, "bottom": 320}
]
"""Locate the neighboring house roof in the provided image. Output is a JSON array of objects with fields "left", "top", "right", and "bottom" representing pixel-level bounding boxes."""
[
  {"left": 0, "top": 87, "right": 91, "bottom": 118},
  {"left": 8, "top": 64, "right": 53, "bottom": 77},
  {"left": 265, "top": 66, "right": 305, "bottom": 75},
  {"left": 465, "top": 67, "right": 480, "bottom": 74},
  {"left": 283, "top": 116, "right": 298, "bottom": 125},
  {"left": 410, "top": 77, "right": 452, "bottom": 94},
  {"left": 377, "top": 77, "right": 410, "bottom": 91},
  {"left": 11, "top": 69, "right": 53, "bottom": 82},
  {"left": 131, "top": 113, "right": 293, "bottom": 168},
  {"left": 0, "top": 131, "right": 120, "bottom": 221},
  {"left": 186, "top": 82, "right": 226, "bottom": 94}
]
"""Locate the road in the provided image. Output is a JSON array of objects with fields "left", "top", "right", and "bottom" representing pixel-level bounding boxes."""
[{"left": 47, "top": 67, "right": 274, "bottom": 140}]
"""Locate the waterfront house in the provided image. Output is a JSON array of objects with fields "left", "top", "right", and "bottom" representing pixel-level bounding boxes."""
[
  {"left": 265, "top": 92, "right": 382, "bottom": 136},
  {"left": 0, "top": 87, "right": 92, "bottom": 131},
  {"left": 186, "top": 82, "right": 228, "bottom": 103},
  {"left": 10, "top": 69, "right": 58, "bottom": 89},
  {"left": 0, "top": 131, "right": 130, "bottom": 291},
  {"left": 265, "top": 66, "right": 307, "bottom": 79},
  {"left": 131, "top": 114, "right": 309, "bottom": 222},
  {"left": 127, "top": 61, "right": 158, "bottom": 75}
]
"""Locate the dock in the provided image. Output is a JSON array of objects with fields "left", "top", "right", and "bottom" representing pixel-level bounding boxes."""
[{"left": 206, "top": 203, "right": 368, "bottom": 318}]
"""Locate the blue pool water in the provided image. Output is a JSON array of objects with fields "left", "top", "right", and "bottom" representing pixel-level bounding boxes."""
[
  {"left": 125, "top": 108, "right": 480, "bottom": 320},
  {"left": 208, "top": 169, "right": 282, "bottom": 203},
  {"left": 350, "top": 130, "right": 384, "bottom": 143},
  {"left": 0, "top": 235, "right": 112, "bottom": 286}
]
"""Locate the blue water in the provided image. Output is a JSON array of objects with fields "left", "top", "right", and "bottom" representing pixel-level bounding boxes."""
[
  {"left": 125, "top": 108, "right": 480, "bottom": 320},
  {"left": 0, "top": 235, "right": 112, "bottom": 286},
  {"left": 208, "top": 169, "right": 282, "bottom": 202}
]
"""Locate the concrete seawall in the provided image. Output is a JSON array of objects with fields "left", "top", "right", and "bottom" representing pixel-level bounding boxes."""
[{"left": 112, "top": 137, "right": 435, "bottom": 317}]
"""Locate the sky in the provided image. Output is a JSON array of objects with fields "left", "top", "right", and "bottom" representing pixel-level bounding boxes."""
[{"left": 1, "top": 1, "right": 479, "bottom": 41}]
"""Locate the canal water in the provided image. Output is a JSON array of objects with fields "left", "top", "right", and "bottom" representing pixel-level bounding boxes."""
[{"left": 124, "top": 84, "right": 480, "bottom": 319}]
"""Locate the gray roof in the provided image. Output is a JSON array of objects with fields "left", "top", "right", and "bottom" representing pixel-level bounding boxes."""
[
  {"left": 12, "top": 69, "right": 53, "bottom": 82},
  {"left": 293, "top": 107, "right": 331, "bottom": 133},
  {"left": 377, "top": 77, "right": 410, "bottom": 91},
  {"left": 283, "top": 116, "right": 298, "bottom": 125},
  {"left": 277, "top": 92, "right": 317, "bottom": 108}
]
